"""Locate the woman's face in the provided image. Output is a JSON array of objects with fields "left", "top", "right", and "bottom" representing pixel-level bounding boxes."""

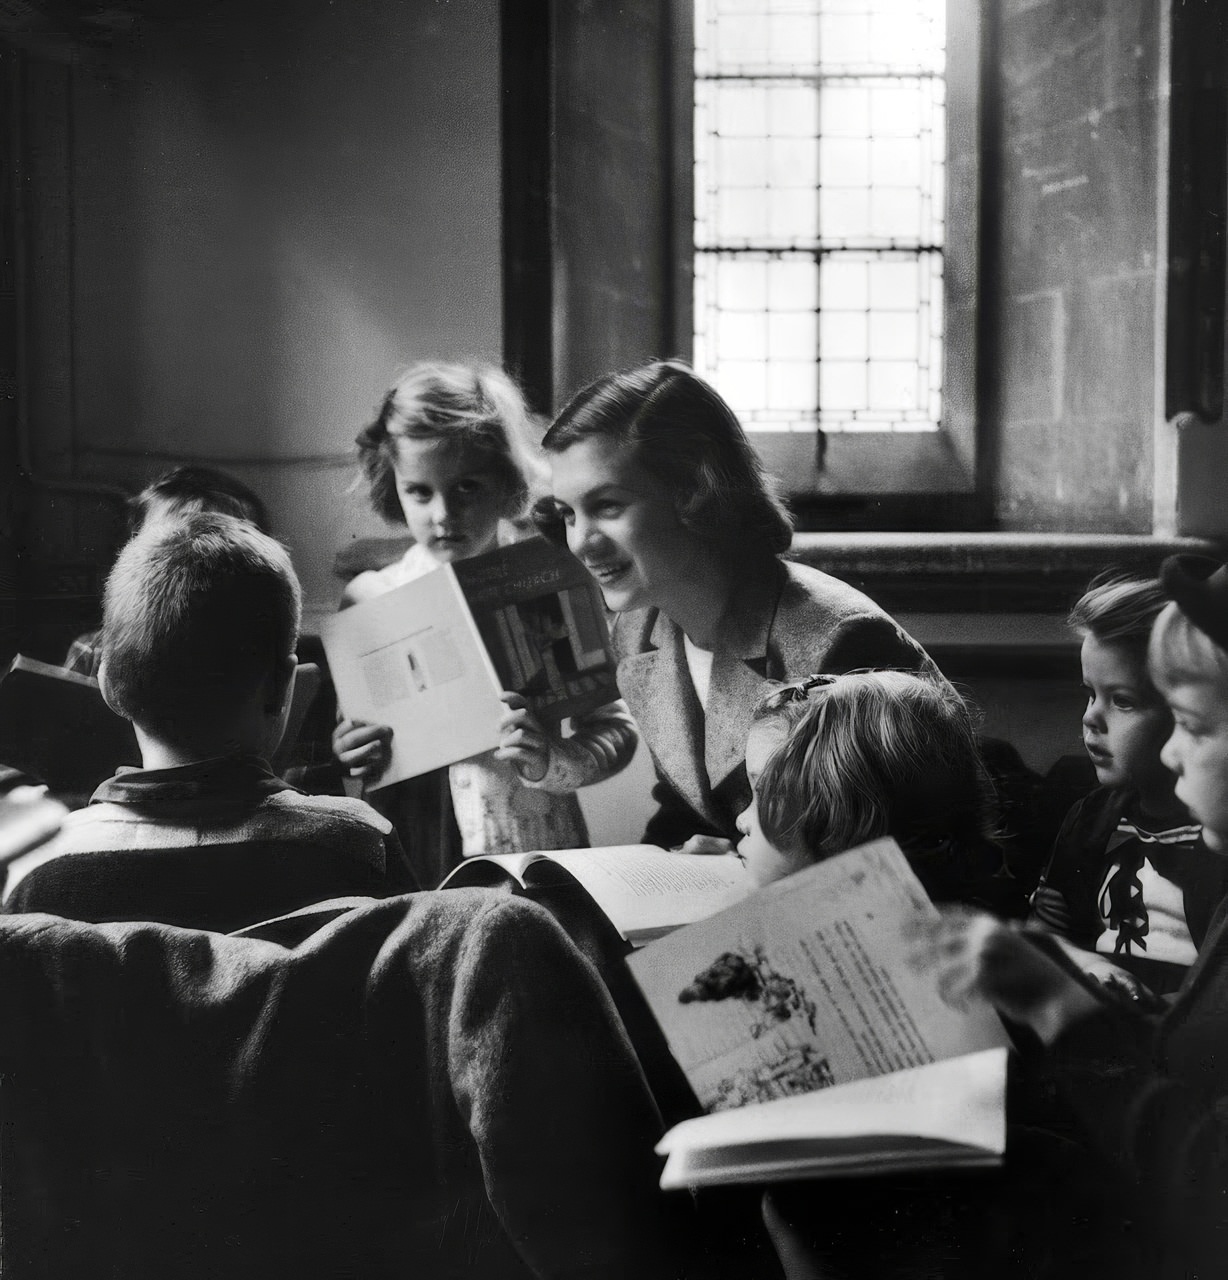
[{"left": 548, "top": 436, "right": 709, "bottom": 614}]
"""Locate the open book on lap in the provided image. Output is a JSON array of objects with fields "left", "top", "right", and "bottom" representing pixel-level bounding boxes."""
[
  {"left": 657, "top": 1047, "right": 1007, "bottom": 1188},
  {"left": 440, "top": 845, "right": 751, "bottom": 946},
  {"left": 627, "top": 838, "right": 1010, "bottom": 1186}
]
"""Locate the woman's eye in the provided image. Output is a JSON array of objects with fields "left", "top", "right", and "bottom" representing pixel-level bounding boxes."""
[
  {"left": 404, "top": 486, "right": 431, "bottom": 502},
  {"left": 1112, "top": 696, "right": 1138, "bottom": 711},
  {"left": 595, "top": 501, "right": 624, "bottom": 517},
  {"left": 455, "top": 478, "right": 486, "bottom": 495}
]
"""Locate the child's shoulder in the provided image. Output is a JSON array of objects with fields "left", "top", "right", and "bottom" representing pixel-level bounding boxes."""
[
  {"left": 263, "top": 789, "right": 394, "bottom": 838},
  {"left": 341, "top": 544, "right": 435, "bottom": 606}
]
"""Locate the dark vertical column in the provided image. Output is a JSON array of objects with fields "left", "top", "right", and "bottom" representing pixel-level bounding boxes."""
[
  {"left": 0, "top": 45, "right": 21, "bottom": 663},
  {"left": 501, "top": 0, "right": 555, "bottom": 417},
  {"left": 1165, "top": 0, "right": 1227, "bottom": 424}
]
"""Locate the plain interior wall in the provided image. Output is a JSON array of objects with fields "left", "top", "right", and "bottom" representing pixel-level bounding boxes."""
[
  {"left": 986, "top": 0, "right": 1162, "bottom": 532},
  {"left": 23, "top": 0, "right": 502, "bottom": 625}
]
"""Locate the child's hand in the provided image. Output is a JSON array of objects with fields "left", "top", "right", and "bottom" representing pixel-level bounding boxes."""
[
  {"left": 907, "top": 907, "right": 1103, "bottom": 1045},
  {"left": 671, "top": 835, "right": 736, "bottom": 856},
  {"left": 1042, "top": 934, "right": 1150, "bottom": 1002},
  {"left": 495, "top": 692, "right": 551, "bottom": 782},
  {"left": 332, "top": 718, "right": 393, "bottom": 782}
]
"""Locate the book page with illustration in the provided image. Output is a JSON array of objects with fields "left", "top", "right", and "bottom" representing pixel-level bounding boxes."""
[{"left": 628, "top": 839, "right": 1008, "bottom": 1112}]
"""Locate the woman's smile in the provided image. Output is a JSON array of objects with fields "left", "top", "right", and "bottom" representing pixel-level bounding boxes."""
[{"left": 549, "top": 436, "right": 709, "bottom": 615}]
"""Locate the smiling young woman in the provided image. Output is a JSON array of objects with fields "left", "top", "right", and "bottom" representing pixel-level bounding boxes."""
[{"left": 539, "top": 361, "right": 943, "bottom": 851}]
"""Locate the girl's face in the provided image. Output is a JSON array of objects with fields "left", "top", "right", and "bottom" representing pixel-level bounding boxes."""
[
  {"left": 735, "top": 720, "right": 808, "bottom": 887},
  {"left": 393, "top": 437, "right": 504, "bottom": 565},
  {"left": 548, "top": 436, "right": 710, "bottom": 614},
  {"left": 1160, "top": 679, "right": 1228, "bottom": 851},
  {"left": 1080, "top": 635, "right": 1174, "bottom": 795}
]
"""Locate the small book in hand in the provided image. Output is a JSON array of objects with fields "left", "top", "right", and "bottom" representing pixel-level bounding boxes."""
[{"left": 322, "top": 539, "right": 618, "bottom": 789}]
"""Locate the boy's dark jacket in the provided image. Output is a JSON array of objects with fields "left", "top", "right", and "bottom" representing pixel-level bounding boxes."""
[{"left": 1035, "top": 786, "right": 1228, "bottom": 954}]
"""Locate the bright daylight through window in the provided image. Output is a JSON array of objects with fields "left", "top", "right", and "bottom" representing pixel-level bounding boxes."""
[{"left": 693, "top": 0, "right": 946, "bottom": 437}]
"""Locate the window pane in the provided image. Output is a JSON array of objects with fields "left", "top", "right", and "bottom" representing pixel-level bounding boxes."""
[{"left": 694, "top": 0, "right": 945, "bottom": 433}]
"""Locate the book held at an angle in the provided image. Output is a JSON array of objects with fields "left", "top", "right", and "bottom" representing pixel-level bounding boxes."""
[
  {"left": 440, "top": 844, "right": 752, "bottom": 946},
  {"left": 627, "top": 838, "right": 1010, "bottom": 1187},
  {"left": 0, "top": 655, "right": 139, "bottom": 800},
  {"left": 322, "top": 539, "right": 617, "bottom": 789}
]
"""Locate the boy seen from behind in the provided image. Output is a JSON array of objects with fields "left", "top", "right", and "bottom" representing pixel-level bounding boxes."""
[{"left": 3, "top": 513, "right": 416, "bottom": 931}]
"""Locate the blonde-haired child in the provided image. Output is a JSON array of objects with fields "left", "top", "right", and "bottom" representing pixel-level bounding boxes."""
[
  {"left": 333, "top": 362, "right": 637, "bottom": 885},
  {"left": 735, "top": 670, "right": 1017, "bottom": 913},
  {"left": 911, "top": 555, "right": 1228, "bottom": 1277}
]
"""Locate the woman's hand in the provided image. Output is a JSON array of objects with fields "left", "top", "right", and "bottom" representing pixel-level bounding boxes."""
[
  {"left": 908, "top": 907, "right": 1103, "bottom": 1045},
  {"left": 495, "top": 692, "right": 551, "bottom": 782},
  {"left": 671, "top": 835, "right": 736, "bottom": 856},
  {"left": 332, "top": 718, "right": 393, "bottom": 782}
]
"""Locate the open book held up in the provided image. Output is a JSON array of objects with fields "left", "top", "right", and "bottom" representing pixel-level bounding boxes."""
[
  {"left": 627, "top": 839, "right": 1010, "bottom": 1186},
  {"left": 440, "top": 845, "right": 752, "bottom": 946},
  {"left": 322, "top": 539, "right": 617, "bottom": 789}
]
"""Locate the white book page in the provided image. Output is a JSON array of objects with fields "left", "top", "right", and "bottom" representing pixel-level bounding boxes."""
[
  {"left": 522, "top": 846, "right": 751, "bottom": 942},
  {"left": 439, "top": 851, "right": 550, "bottom": 888},
  {"left": 658, "top": 1047, "right": 1007, "bottom": 1155},
  {"left": 321, "top": 566, "right": 505, "bottom": 788},
  {"left": 628, "top": 839, "right": 1008, "bottom": 1111}
]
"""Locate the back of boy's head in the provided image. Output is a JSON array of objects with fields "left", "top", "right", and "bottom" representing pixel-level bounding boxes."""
[
  {"left": 355, "top": 361, "right": 544, "bottom": 526},
  {"left": 753, "top": 671, "right": 995, "bottom": 860},
  {"left": 129, "top": 466, "right": 269, "bottom": 536},
  {"left": 101, "top": 512, "right": 301, "bottom": 743},
  {"left": 1150, "top": 556, "right": 1228, "bottom": 691},
  {"left": 1068, "top": 571, "right": 1168, "bottom": 662}
]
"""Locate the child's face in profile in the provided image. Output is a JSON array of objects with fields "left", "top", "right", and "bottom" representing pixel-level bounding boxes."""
[
  {"left": 1080, "top": 634, "right": 1174, "bottom": 797},
  {"left": 736, "top": 720, "right": 807, "bottom": 887},
  {"left": 394, "top": 438, "right": 504, "bottom": 564},
  {"left": 1160, "top": 679, "right": 1228, "bottom": 851}
]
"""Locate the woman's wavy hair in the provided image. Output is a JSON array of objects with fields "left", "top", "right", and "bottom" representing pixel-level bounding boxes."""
[
  {"left": 536, "top": 361, "right": 793, "bottom": 562},
  {"left": 751, "top": 670, "right": 996, "bottom": 860},
  {"left": 355, "top": 362, "right": 546, "bottom": 526}
]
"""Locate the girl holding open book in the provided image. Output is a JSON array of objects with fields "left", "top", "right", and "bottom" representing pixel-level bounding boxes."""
[{"left": 333, "top": 362, "right": 637, "bottom": 885}]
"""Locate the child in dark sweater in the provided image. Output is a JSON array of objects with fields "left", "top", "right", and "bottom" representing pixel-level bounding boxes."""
[
  {"left": 1031, "top": 574, "right": 1225, "bottom": 995},
  {"left": 4, "top": 512, "right": 415, "bottom": 931}
]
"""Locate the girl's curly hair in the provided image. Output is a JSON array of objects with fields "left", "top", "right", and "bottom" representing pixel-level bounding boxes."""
[
  {"left": 356, "top": 362, "right": 545, "bottom": 526},
  {"left": 752, "top": 670, "right": 997, "bottom": 860}
]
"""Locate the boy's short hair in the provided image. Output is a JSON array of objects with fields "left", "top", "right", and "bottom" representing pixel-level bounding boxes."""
[
  {"left": 129, "top": 466, "right": 269, "bottom": 536},
  {"left": 1068, "top": 571, "right": 1168, "bottom": 658},
  {"left": 101, "top": 513, "right": 301, "bottom": 742},
  {"left": 753, "top": 671, "right": 995, "bottom": 860}
]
